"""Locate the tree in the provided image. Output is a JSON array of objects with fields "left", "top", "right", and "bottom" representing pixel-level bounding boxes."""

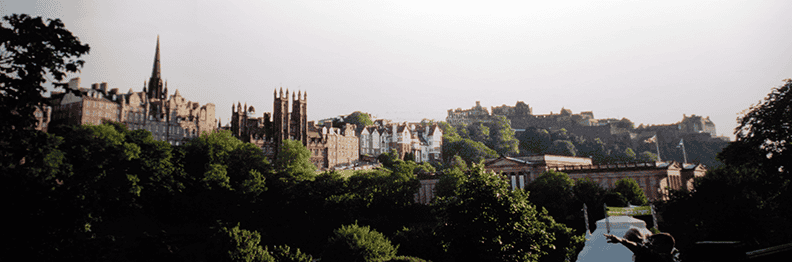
[
  {"left": 573, "top": 177, "right": 608, "bottom": 230},
  {"left": 487, "top": 115, "right": 519, "bottom": 156},
  {"left": 322, "top": 223, "right": 398, "bottom": 262},
  {"left": 207, "top": 224, "right": 273, "bottom": 262},
  {"left": 436, "top": 164, "right": 583, "bottom": 261},
  {"left": 638, "top": 151, "right": 659, "bottom": 162},
  {"left": 623, "top": 148, "right": 637, "bottom": 162},
  {"left": 613, "top": 178, "right": 648, "bottom": 205},
  {"left": 518, "top": 128, "right": 552, "bottom": 155},
  {"left": 467, "top": 122, "right": 490, "bottom": 143},
  {"left": 549, "top": 140, "right": 577, "bottom": 156},
  {"left": 181, "top": 130, "right": 269, "bottom": 195},
  {"left": 442, "top": 138, "right": 498, "bottom": 165},
  {"left": 341, "top": 111, "right": 374, "bottom": 128},
  {"left": 658, "top": 80, "right": 792, "bottom": 252},
  {"left": 1, "top": 13, "right": 90, "bottom": 167},
  {"left": 274, "top": 139, "right": 316, "bottom": 182},
  {"left": 525, "top": 170, "right": 576, "bottom": 220},
  {"left": 734, "top": 78, "right": 792, "bottom": 173}
]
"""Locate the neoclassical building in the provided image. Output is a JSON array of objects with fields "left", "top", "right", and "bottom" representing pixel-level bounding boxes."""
[
  {"left": 483, "top": 155, "right": 706, "bottom": 201},
  {"left": 50, "top": 37, "right": 217, "bottom": 144}
]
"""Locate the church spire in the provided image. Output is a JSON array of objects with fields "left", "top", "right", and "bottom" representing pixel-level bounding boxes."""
[
  {"left": 152, "top": 35, "right": 161, "bottom": 79},
  {"left": 147, "top": 36, "right": 164, "bottom": 99}
]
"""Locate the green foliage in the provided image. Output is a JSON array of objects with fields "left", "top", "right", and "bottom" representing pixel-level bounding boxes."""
[
  {"left": 377, "top": 149, "right": 401, "bottom": 169},
  {"left": 182, "top": 130, "right": 269, "bottom": 196},
  {"left": 413, "top": 161, "right": 436, "bottom": 175},
  {"left": 549, "top": 140, "right": 577, "bottom": 156},
  {"left": 735, "top": 79, "right": 792, "bottom": 173},
  {"left": 613, "top": 178, "right": 648, "bottom": 205},
  {"left": 434, "top": 167, "right": 467, "bottom": 199},
  {"left": 526, "top": 170, "right": 576, "bottom": 220},
  {"left": 343, "top": 111, "right": 375, "bottom": 127},
  {"left": 573, "top": 177, "right": 608, "bottom": 230},
  {"left": 603, "top": 191, "right": 628, "bottom": 207},
  {"left": 467, "top": 122, "right": 490, "bottom": 143},
  {"left": 0, "top": 14, "right": 90, "bottom": 143},
  {"left": 638, "top": 151, "right": 659, "bottom": 162},
  {"left": 623, "top": 148, "right": 637, "bottom": 161},
  {"left": 322, "top": 223, "right": 398, "bottom": 262},
  {"left": 518, "top": 128, "right": 552, "bottom": 154},
  {"left": 266, "top": 245, "right": 312, "bottom": 262},
  {"left": 659, "top": 164, "right": 792, "bottom": 250},
  {"left": 346, "top": 169, "right": 419, "bottom": 209},
  {"left": 208, "top": 224, "right": 273, "bottom": 262},
  {"left": 442, "top": 137, "right": 497, "bottom": 165},
  {"left": 436, "top": 164, "right": 583, "bottom": 261},
  {"left": 658, "top": 80, "right": 792, "bottom": 250},
  {"left": 275, "top": 139, "right": 316, "bottom": 182},
  {"left": 487, "top": 116, "right": 520, "bottom": 156}
]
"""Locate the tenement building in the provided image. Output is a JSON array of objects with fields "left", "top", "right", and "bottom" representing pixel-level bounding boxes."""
[
  {"left": 358, "top": 122, "right": 442, "bottom": 163},
  {"left": 230, "top": 89, "right": 360, "bottom": 169},
  {"left": 49, "top": 37, "right": 217, "bottom": 144}
]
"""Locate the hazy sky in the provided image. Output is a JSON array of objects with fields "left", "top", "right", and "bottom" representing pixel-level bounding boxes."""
[{"left": 5, "top": 0, "right": 792, "bottom": 139}]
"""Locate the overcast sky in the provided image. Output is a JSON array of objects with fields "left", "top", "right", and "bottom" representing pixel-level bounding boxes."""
[{"left": 5, "top": 0, "right": 792, "bottom": 139}]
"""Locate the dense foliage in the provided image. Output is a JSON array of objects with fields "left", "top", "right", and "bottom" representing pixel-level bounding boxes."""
[
  {"left": 322, "top": 223, "right": 398, "bottom": 262},
  {"left": 657, "top": 79, "right": 792, "bottom": 257},
  {"left": 436, "top": 165, "right": 584, "bottom": 262},
  {"left": 1, "top": 14, "right": 90, "bottom": 169}
]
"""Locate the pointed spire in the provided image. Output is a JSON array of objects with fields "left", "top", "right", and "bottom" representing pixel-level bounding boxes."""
[
  {"left": 152, "top": 35, "right": 161, "bottom": 79},
  {"left": 297, "top": 90, "right": 301, "bottom": 101}
]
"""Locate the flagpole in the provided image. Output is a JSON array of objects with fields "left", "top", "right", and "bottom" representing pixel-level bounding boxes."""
[
  {"left": 583, "top": 203, "right": 590, "bottom": 235},
  {"left": 681, "top": 139, "right": 687, "bottom": 164},
  {"left": 604, "top": 203, "right": 610, "bottom": 234},
  {"left": 655, "top": 138, "right": 661, "bottom": 162},
  {"left": 651, "top": 203, "right": 659, "bottom": 231}
]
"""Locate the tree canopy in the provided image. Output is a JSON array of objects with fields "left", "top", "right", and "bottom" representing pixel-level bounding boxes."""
[
  {"left": 436, "top": 165, "right": 583, "bottom": 261},
  {"left": 1, "top": 14, "right": 90, "bottom": 164},
  {"left": 658, "top": 79, "right": 792, "bottom": 255},
  {"left": 322, "top": 223, "right": 398, "bottom": 262}
]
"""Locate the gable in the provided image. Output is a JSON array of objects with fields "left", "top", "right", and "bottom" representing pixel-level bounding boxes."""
[{"left": 487, "top": 157, "right": 525, "bottom": 167}]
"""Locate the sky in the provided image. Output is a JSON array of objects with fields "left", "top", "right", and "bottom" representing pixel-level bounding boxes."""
[{"left": 4, "top": 0, "right": 792, "bottom": 140}]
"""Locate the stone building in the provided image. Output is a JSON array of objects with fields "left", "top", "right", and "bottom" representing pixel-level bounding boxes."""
[
  {"left": 680, "top": 114, "right": 717, "bottom": 136},
  {"left": 230, "top": 88, "right": 307, "bottom": 159},
  {"left": 230, "top": 89, "right": 361, "bottom": 169},
  {"left": 50, "top": 37, "right": 217, "bottom": 144},
  {"left": 33, "top": 104, "right": 52, "bottom": 132},
  {"left": 307, "top": 123, "right": 359, "bottom": 169},
  {"left": 358, "top": 122, "right": 442, "bottom": 163},
  {"left": 483, "top": 155, "right": 706, "bottom": 201},
  {"left": 446, "top": 101, "right": 491, "bottom": 125}
]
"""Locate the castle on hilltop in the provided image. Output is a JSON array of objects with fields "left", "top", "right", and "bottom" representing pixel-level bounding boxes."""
[{"left": 49, "top": 37, "right": 217, "bottom": 144}]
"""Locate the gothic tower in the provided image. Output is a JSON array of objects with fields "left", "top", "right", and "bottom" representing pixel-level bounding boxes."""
[
  {"left": 273, "top": 88, "right": 290, "bottom": 146},
  {"left": 290, "top": 90, "right": 308, "bottom": 145},
  {"left": 231, "top": 102, "right": 245, "bottom": 140}
]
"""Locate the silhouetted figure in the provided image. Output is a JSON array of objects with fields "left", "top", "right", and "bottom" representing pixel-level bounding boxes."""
[
  {"left": 624, "top": 228, "right": 648, "bottom": 261},
  {"left": 605, "top": 232, "right": 675, "bottom": 262}
]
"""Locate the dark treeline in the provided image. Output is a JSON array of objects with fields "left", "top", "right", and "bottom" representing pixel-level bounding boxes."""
[{"left": 3, "top": 122, "right": 593, "bottom": 261}]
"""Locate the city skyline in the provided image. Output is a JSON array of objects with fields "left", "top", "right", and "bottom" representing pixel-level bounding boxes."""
[{"left": 6, "top": 1, "right": 792, "bottom": 139}]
